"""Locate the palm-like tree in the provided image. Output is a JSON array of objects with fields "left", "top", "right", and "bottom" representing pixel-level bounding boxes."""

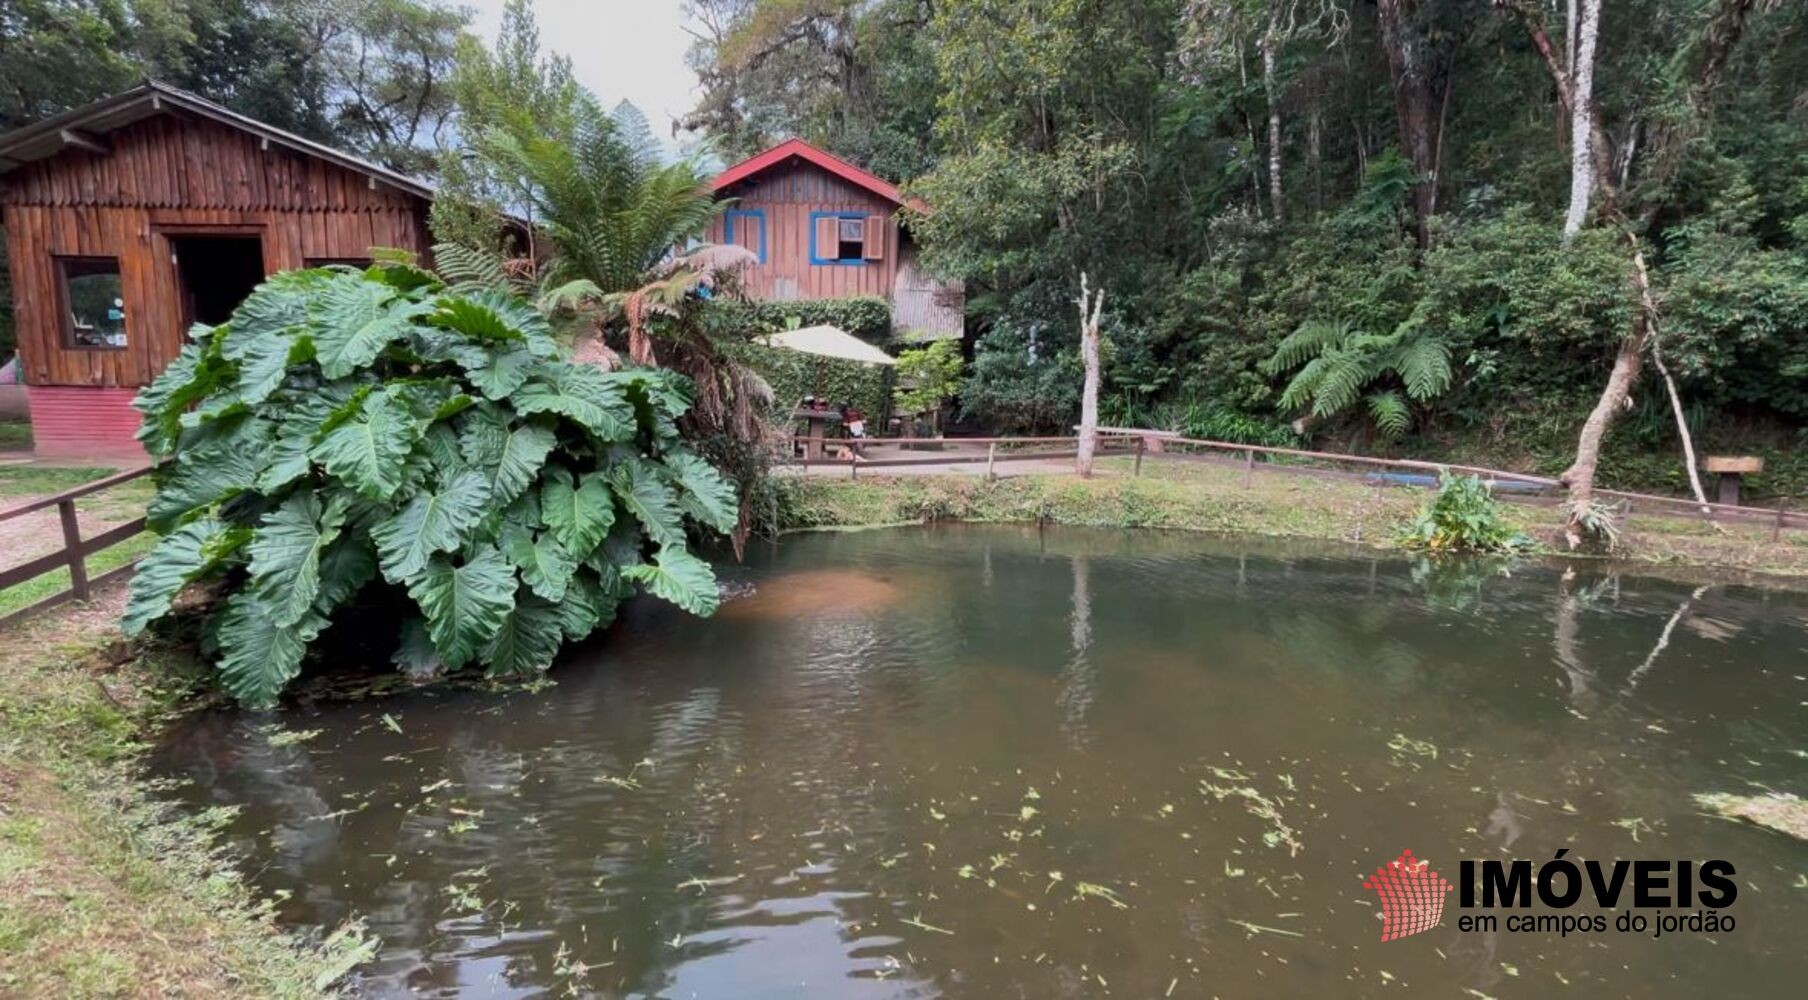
[{"left": 438, "top": 96, "right": 771, "bottom": 548}]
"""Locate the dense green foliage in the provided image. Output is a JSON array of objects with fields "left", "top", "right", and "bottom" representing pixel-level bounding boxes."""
[
  {"left": 713, "top": 297, "right": 895, "bottom": 345},
  {"left": 1398, "top": 473, "right": 1532, "bottom": 554},
  {"left": 687, "top": 0, "right": 1808, "bottom": 497},
  {"left": 893, "top": 339, "right": 964, "bottom": 434},
  {"left": 735, "top": 343, "right": 893, "bottom": 429},
  {"left": 122, "top": 264, "right": 736, "bottom": 707}
]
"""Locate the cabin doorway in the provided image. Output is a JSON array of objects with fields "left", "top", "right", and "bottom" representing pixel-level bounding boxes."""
[{"left": 170, "top": 234, "right": 266, "bottom": 327}]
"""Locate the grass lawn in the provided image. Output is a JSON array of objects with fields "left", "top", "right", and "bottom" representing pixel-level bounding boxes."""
[
  {"left": 0, "top": 419, "right": 29, "bottom": 452},
  {"left": 0, "top": 465, "right": 158, "bottom": 620},
  {"left": 0, "top": 591, "right": 373, "bottom": 996},
  {"left": 0, "top": 465, "right": 123, "bottom": 499}
]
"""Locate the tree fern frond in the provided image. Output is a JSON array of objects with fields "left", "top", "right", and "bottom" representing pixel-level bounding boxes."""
[
  {"left": 1391, "top": 334, "right": 1454, "bottom": 401},
  {"left": 1261, "top": 319, "right": 1353, "bottom": 374},
  {"left": 1366, "top": 390, "right": 1412, "bottom": 438}
]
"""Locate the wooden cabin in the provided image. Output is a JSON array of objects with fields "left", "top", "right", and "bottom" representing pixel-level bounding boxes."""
[
  {"left": 706, "top": 139, "right": 963, "bottom": 340},
  {"left": 0, "top": 81, "right": 433, "bottom": 458}
]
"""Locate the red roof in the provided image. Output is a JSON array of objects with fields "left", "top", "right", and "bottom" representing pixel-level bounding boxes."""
[{"left": 711, "top": 138, "right": 925, "bottom": 211}]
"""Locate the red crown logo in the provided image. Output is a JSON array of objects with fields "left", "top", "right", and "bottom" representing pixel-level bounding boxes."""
[{"left": 1361, "top": 849, "right": 1452, "bottom": 941}]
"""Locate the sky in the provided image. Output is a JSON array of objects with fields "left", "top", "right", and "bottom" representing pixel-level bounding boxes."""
[{"left": 463, "top": 0, "right": 703, "bottom": 154}]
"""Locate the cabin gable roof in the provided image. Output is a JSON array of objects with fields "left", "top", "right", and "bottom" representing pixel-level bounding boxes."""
[
  {"left": 711, "top": 138, "right": 924, "bottom": 212},
  {"left": 0, "top": 80, "right": 432, "bottom": 201}
]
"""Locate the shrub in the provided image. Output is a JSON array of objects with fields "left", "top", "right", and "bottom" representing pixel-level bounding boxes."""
[
  {"left": 716, "top": 297, "right": 894, "bottom": 343},
  {"left": 1397, "top": 472, "right": 1531, "bottom": 554},
  {"left": 123, "top": 263, "right": 737, "bottom": 707}
]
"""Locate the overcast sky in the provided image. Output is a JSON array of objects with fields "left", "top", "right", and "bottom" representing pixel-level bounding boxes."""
[{"left": 463, "top": 0, "right": 703, "bottom": 153}]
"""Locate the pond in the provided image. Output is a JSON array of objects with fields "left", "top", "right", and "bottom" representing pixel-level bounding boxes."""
[{"left": 152, "top": 525, "right": 1808, "bottom": 998}]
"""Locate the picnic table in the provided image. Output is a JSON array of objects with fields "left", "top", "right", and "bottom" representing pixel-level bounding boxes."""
[{"left": 794, "top": 407, "right": 844, "bottom": 460}]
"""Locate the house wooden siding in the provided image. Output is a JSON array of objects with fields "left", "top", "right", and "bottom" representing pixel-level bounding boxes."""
[
  {"left": 3, "top": 115, "right": 429, "bottom": 389},
  {"left": 707, "top": 163, "right": 902, "bottom": 301},
  {"left": 706, "top": 142, "right": 963, "bottom": 339},
  {"left": 0, "top": 83, "right": 433, "bottom": 457}
]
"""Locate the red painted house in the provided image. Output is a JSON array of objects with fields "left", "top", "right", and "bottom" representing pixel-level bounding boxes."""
[
  {"left": 707, "top": 139, "right": 963, "bottom": 340},
  {"left": 0, "top": 82, "right": 433, "bottom": 459}
]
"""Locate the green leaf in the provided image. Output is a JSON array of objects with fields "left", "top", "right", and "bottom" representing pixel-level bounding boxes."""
[
  {"left": 623, "top": 545, "right": 720, "bottom": 616},
  {"left": 664, "top": 451, "right": 738, "bottom": 534},
  {"left": 406, "top": 545, "right": 516, "bottom": 669},
  {"left": 122, "top": 517, "right": 238, "bottom": 636},
  {"left": 313, "top": 533, "right": 377, "bottom": 615},
  {"left": 145, "top": 419, "right": 273, "bottom": 532},
  {"left": 480, "top": 592, "right": 565, "bottom": 677},
  {"left": 227, "top": 272, "right": 317, "bottom": 343},
  {"left": 512, "top": 365, "right": 633, "bottom": 440},
  {"left": 371, "top": 470, "right": 492, "bottom": 583},
  {"left": 557, "top": 570, "right": 619, "bottom": 641},
  {"left": 392, "top": 617, "right": 443, "bottom": 677},
  {"left": 311, "top": 276, "right": 429, "bottom": 378},
  {"left": 1366, "top": 390, "right": 1412, "bottom": 438},
  {"left": 504, "top": 525, "right": 578, "bottom": 602},
  {"left": 311, "top": 391, "right": 418, "bottom": 500},
  {"left": 540, "top": 467, "right": 616, "bottom": 555},
  {"left": 463, "top": 346, "right": 536, "bottom": 400},
  {"left": 609, "top": 458, "right": 685, "bottom": 547},
  {"left": 248, "top": 494, "right": 348, "bottom": 627},
  {"left": 432, "top": 290, "right": 556, "bottom": 346},
  {"left": 462, "top": 414, "right": 558, "bottom": 505},
  {"left": 234, "top": 328, "right": 313, "bottom": 405},
  {"left": 216, "top": 593, "right": 327, "bottom": 708}
]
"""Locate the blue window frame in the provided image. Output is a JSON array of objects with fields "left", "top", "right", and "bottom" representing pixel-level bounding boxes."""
[
  {"left": 808, "top": 210, "right": 869, "bottom": 266},
  {"left": 723, "top": 208, "right": 767, "bottom": 263}
]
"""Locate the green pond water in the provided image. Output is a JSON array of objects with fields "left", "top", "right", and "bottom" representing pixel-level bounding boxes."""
[{"left": 152, "top": 525, "right": 1808, "bottom": 998}]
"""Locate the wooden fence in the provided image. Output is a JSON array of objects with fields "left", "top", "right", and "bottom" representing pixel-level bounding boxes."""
[
  {"left": 777, "top": 426, "right": 1804, "bottom": 539},
  {"left": 0, "top": 466, "right": 154, "bottom": 629}
]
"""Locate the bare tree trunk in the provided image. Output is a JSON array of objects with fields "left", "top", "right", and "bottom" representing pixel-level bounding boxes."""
[
  {"left": 1261, "top": 26, "right": 1285, "bottom": 222},
  {"left": 1632, "top": 248, "right": 1715, "bottom": 517},
  {"left": 1562, "top": 0, "right": 1600, "bottom": 241},
  {"left": 1075, "top": 273, "right": 1105, "bottom": 479},
  {"left": 1376, "top": 0, "right": 1448, "bottom": 242}
]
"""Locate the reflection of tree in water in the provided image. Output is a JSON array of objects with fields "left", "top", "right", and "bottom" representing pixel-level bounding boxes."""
[{"left": 1058, "top": 554, "right": 1096, "bottom": 745}]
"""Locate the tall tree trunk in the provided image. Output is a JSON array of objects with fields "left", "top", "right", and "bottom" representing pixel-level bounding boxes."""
[
  {"left": 1375, "top": 0, "right": 1446, "bottom": 240},
  {"left": 1261, "top": 26, "right": 1284, "bottom": 222},
  {"left": 1075, "top": 273, "right": 1104, "bottom": 479},
  {"left": 1562, "top": 0, "right": 1600, "bottom": 241}
]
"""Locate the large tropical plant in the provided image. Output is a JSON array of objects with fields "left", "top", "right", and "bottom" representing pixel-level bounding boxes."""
[
  {"left": 1259, "top": 318, "right": 1453, "bottom": 438},
  {"left": 122, "top": 261, "right": 738, "bottom": 707}
]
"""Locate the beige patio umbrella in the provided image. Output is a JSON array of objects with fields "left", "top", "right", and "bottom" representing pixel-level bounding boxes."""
[{"left": 759, "top": 324, "right": 897, "bottom": 366}]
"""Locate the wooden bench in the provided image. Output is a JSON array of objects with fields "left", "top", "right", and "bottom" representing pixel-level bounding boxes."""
[{"left": 1703, "top": 455, "right": 1763, "bottom": 506}]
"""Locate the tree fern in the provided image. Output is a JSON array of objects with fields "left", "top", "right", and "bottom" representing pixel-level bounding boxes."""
[{"left": 1263, "top": 317, "right": 1457, "bottom": 436}]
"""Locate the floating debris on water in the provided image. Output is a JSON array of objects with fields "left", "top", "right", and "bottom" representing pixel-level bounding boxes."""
[{"left": 1694, "top": 792, "right": 1808, "bottom": 840}]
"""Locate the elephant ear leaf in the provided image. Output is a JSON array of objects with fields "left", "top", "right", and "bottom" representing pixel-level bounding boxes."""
[
  {"left": 247, "top": 494, "right": 347, "bottom": 627},
  {"left": 312, "top": 391, "right": 417, "bottom": 500},
  {"left": 540, "top": 467, "right": 615, "bottom": 555},
  {"left": 623, "top": 545, "right": 719, "bottom": 616},
  {"left": 512, "top": 365, "right": 633, "bottom": 440},
  {"left": 504, "top": 526, "right": 579, "bottom": 602},
  {"left": 371, "top": 470, "right": 492, "bottom": 583},
  {"left": 311, "top": 275, "right": 428, "bottom": 378},
  {"left": 609, "top": 458, "right": 685, "bottom": 547},
  {"left": 480, "top": 592, "right": 565, "bottom": 677},
  {"left": 215, "top": 593, "right": 328, "bottom": 709},
  {"left": 556, "top": 570, "right": 618, "bottom": 641},
  {"left": 123, "top": 517, "right": 242, "bottom": 636},
  {"left": 405, "top": 545, "right": 516, "bottom": 669},
  {"left": 663, "top": 451, "right": 738, "bottom": 534}
]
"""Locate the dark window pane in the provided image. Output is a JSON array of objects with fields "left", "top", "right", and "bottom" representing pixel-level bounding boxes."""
[{"left": 61, "top": 258, "right": 126, "bottom": 349}]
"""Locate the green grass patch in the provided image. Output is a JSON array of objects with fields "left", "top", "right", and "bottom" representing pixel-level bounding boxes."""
[
  {"left": 0, "top": 530, "right": 156, "bottom": 619},
  {"left": 0, "top": 465, "right": 118, "bottom": 499},
  {"left": 0, "top": 419, "right": 29, "bottom": 451}
]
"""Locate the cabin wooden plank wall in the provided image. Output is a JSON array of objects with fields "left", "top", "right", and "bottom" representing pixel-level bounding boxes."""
[
  {"left": 2, "top": 114, "right": 429, "bottom": 389},
  {"left": 706, "top": 160, "right": 902, "bottom": 302}
]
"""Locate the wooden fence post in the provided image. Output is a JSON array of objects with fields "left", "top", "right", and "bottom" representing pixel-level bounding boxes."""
[
  {"left": 986, "top": 443, "right": 997, "bottom": 482},
  {"left": 1243, "top": 448, "right": 1255, "bottom": 489},
  {"left": 1774, "top": 506, "right": 1786, "bottom": 544},
  {"left": 1133, "top": 436, "right": 1145, "bottom": 477},
  {"left": 57, "top": 499, "right": 88, "bottom": 601}
]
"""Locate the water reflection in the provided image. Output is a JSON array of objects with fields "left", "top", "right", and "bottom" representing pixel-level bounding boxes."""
[{"left": 152, "top": 526, "right": 1808, "bottom": 998}]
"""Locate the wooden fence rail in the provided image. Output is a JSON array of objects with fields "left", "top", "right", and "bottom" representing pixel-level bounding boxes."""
[{"left": 0, "top": 465, "right": 155, "bottom": 629}]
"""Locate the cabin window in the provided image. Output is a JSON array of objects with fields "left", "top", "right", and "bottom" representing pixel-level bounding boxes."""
[
  {"left": 836, "top": 217, "right": 865, "bottom": 261},
  {"left": 57, "top": 257, "right": 127, "bottom": 350},
  {"left": 811, "top": 212, "right": 885, "bottom": 265}
]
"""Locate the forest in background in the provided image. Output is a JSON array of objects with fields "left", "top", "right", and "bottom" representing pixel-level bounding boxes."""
[
  {"left": 686, "top": 0, "right": 1808, "bottom": 502},
  {"left": 3, "top": 0, "right": 1806, "bottom": 505}
]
